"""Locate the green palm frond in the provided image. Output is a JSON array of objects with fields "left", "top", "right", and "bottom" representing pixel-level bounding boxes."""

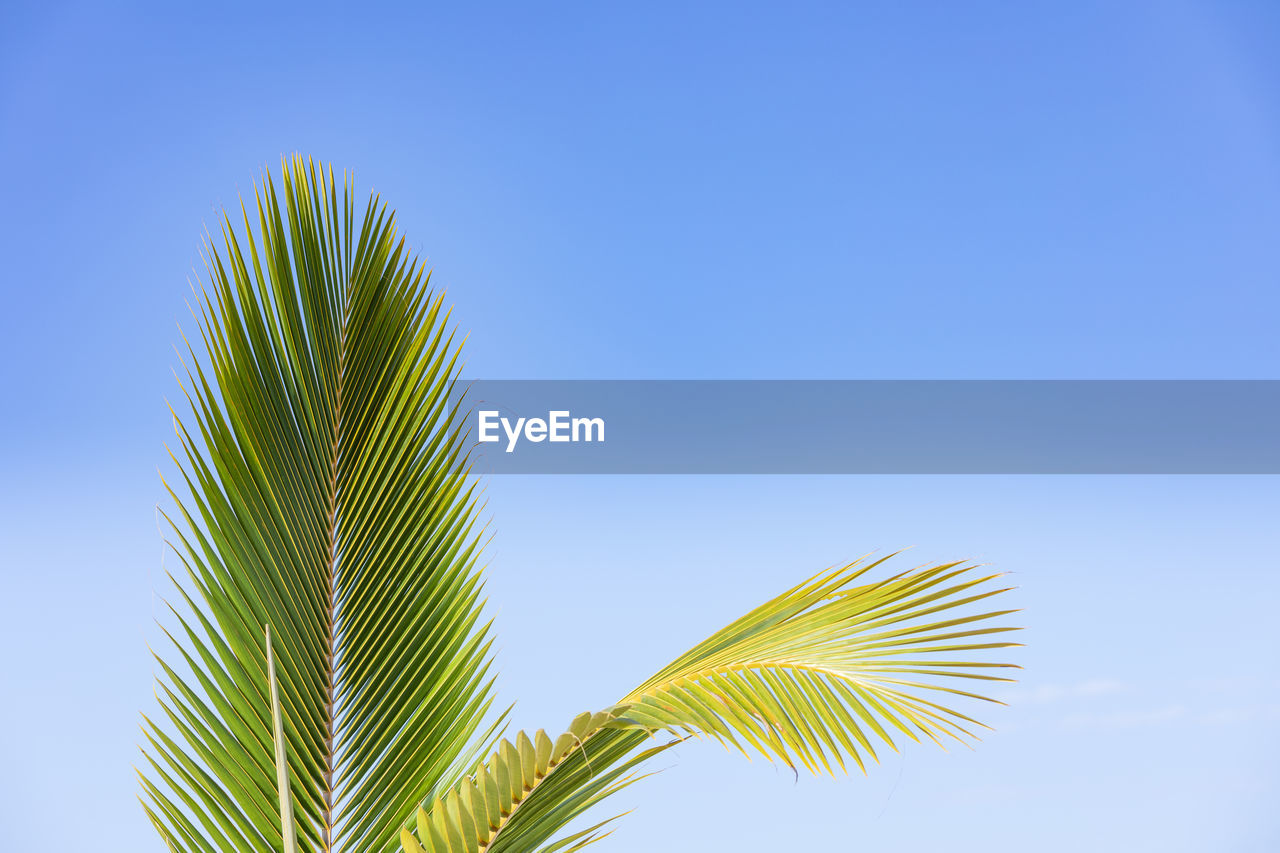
[
  {"left": 404, "top": 556, "right": 1019, "bottom": 853},
  {"left": 142, "top": 157, "right": 1019, "bottom": 853},
  {"left": 142, "top": 156, "right": 502, "bottom": 853}
]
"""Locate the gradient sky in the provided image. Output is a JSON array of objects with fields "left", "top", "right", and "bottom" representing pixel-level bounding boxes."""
[{"left": 1, "top": 2, "right": 1278, "bottom": 851}]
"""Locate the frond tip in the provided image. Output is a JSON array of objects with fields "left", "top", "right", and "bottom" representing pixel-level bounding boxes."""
[{"left": 612, "top": 555, "right": 1022, "bottom": 775}]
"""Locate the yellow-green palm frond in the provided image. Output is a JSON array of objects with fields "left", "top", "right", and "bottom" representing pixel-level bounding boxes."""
[
  {"left": 403, "top": 555, "right": 1018, "bottom": 853},
  {"left": 613, "top": 555, "right": 1021, "bottom": 773}
]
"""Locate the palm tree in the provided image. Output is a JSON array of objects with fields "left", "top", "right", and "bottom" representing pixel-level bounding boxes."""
[{"left": 140, "top": 156, "right": 1020, "bottom": 853}]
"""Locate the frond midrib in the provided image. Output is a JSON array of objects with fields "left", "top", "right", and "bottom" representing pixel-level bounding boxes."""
[
  {"left": 625, "top": 654, "right": 1017, "bottom": 706},
  {"left": 319, "top": 299, "right": 348, "bottom": 852}
]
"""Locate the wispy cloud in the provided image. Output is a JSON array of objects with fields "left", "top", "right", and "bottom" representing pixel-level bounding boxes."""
[
  {"left": 1004, "top": 679, "right": 1127, "bottom": 704},
  {"left": 1195, "top": 704, "right": 1280, "bottom": 726},
  {"left": 1058, "top": 703, "right": 1280, "bottom": 729},
  {"left": 999, "top": 677, "right": 1280, "bottom": 733},
  {"left": 1061, "top": 704, "right": 1186, "bottom": 729}
]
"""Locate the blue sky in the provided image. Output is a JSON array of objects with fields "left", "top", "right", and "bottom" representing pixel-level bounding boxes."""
[{"left": 1, "top": 1, "right": 1278, "bottom": 851}]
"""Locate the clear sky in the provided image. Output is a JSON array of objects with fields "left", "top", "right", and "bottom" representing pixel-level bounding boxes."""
[{"left": 1, "top": 1, "right": 1278, "bottom": 851}]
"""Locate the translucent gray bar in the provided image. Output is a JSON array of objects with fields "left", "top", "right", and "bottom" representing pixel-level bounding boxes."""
[{"left": 449, "top": 380, "right": 1280, "bottom": 474}]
